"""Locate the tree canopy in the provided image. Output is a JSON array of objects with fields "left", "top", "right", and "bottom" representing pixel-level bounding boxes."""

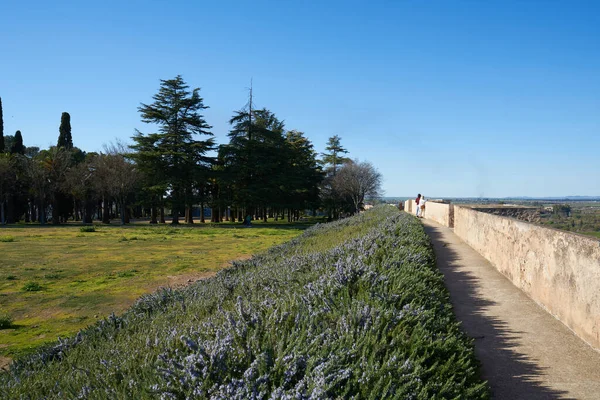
[
  {"left": 0, "top": 76, "right": 379, "bottom": 225},
  {"left": 57, "top": 112, "right": 73, "bottom": 149}
]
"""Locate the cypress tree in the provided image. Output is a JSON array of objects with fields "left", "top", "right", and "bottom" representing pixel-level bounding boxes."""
[
  {"left": 10, "top": 130, "right": 24, "bottom": 155},
  {"left": 0, "top": 97, "right": 4, "bottom": 152},
  {"left": 58, "top": 112, "right": 73, "bottom": 149}
]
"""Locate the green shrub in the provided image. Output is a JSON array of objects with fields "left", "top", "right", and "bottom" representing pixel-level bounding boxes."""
[
  {"left": 0, "top": 236, "right": 15, "bottom": 242},
  {"left": 6, "top": 275, "right": 18, "bottom": 280},
  {"left": 0, "top": 313, "right": 13, "bottom": 329},
  {"left": 79, "top": 226, "right": 96, "bottom": 232},
  {"left": 21, "top": 282, "right": 42, "bottom": 292}
]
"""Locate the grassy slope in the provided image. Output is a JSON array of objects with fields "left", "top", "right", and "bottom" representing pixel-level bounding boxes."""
[
  {"left": 0, "top": 223, "right": 303, "bottom": 357},
  {"left": 0, "top": 208, "right": 489, "bottom": 399}
]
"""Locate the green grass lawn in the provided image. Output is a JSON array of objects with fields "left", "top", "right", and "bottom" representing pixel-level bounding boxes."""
[{"left": 0, "top": 221, "right": 307, "bottom": 358}]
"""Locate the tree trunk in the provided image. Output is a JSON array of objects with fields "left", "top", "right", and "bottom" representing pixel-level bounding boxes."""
[
  {"left": 83, "top": 197, "right": 93, "bottom": 224},
  {"left": 150, "top": 205, "right": 158, "bottom": 224},
  {"left": 160, "top": 205, "right": 166, "bottom": 224},
  {"left": 0, "top": 201, "right": 5, "bottom": 225},
  {"left": 200, "top": 202, "right": 205, "bottom": 223},
  {"left": 39, "top": 197, "right": 46, "bottom": 225},
  {"left": 51, "top": 193, "right": 59, "bottom": 225},
  {"left": 102, "top": 195, "right": 110, "bottom": 224},
  {"left": 24, "top": 200, "right": 31, "bottom": 223},
  {"left": 187, "top": 206, "right": 194, "bottom": 224},
  {"left": 120, "top": 199, "right": 126, "bottom": 225},
  {"left": 30, "top": 200, "right": 37, "bottom": 223},
  {"left": 73, "top": 199, "right": 79, "bottom": 221}
]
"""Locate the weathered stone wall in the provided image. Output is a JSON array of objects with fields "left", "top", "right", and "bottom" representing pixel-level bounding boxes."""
[
  {"left": 453, "top": 205, "right": 600, "bottom": 350},
  {"left": 405, "top": 200, "right": 413, "bottom": 214},
  {"left": 423, "top": 201, "right": 454, "bottom": 227}
]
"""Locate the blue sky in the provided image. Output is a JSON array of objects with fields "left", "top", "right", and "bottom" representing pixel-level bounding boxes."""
[{"left": 1, "top": 0, "right": 599, "bottom": 197}]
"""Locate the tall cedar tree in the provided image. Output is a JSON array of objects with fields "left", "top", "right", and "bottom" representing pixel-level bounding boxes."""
[
  {"left": 10, "top": 130, "right": 25, "bottom": 155},
  {"left": 57, "top": 112, "right": 73, "bottom": 149},
  {"left": 284, "top": 130, "right": 323, "bottom": 213},
  {"left": 0, "top": 97, "right": 4, "bottom": 152},
  {"left": 134, "top": 76, "right": 215, "bottom": 224},
  {"left": 321, "top": 134, "right": 350, "bottom": 175},
  {"left": 320, "top": 135, "right": 350, "bottom": 220},
  {"left": 222, "top": 108, "right": 288, "bottom": 215}
]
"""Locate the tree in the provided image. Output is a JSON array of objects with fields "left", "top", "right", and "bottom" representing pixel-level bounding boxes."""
[
  {"left": 553, "top": 204, "right": 571, "bottom": 217},
  {"left": 0, "top": 154, "right": 15, "bottom": 224},
  {"left": 94, "top": 143, "right": 140, "bottom": 225},
  {"left": 10, "top": 130, "right": 25, "bottom": 155},
  {"left": 283, "top": 130, "right": 323, "bottom": 218},
  {"left": 129, "top": 133, "right": 167, "bottom": 223},
  {"left": 222, "top": 106, "right": 288, "bottom": 219},
  {"left": 65, "top": 155, "right": 97, "bottom": 223},
  {"left": 37, "top": 147, "right": 72, "bottom": 224},
  {"left": 332, "top": 160, "right": 382, "bottom": 214},
  {"left": 57, "top": 112, "right": 73, "bottom": 149},
  {"left": 25, "top": 155, "right": 51, "bottom": 224},
  {"left": 321, "top": 135, "right": 350, "bottom": 175},
  {"left": 0, "top": 97, "right": 4, "bottom": 152},
  {"left": 134, "top": 75, "right": 215, "bottom": 224}
]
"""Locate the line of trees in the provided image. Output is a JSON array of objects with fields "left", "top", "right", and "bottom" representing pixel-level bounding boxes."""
[{"left": 0, "top": 77, "right": 382, "bottom": 225}]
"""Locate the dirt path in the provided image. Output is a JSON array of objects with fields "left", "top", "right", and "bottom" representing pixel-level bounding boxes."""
[{"left": 423, "top": 218, "right": 600, "bottom": 399}]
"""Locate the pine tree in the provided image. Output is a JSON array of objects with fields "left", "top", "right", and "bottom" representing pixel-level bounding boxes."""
[
  {"left": 0, "top": 97, "right": 4, "bottom": 152},
  {"left": 223, "top": 107, "right": 287, "bottom": 217},
  {"left": 321, "top": 135, "right": 350, "bottom": 175},
  {"left": 284, "top": 130, "right": 323, "bottom": 215},
  {"left": 10, "top": 130, "right": 25, "bottom": 155},
  {"left": 57, "top": 112, "right": 73, "bottom": 149},
  {"left": 134, "top": 76, "right": 215, "bottom": 224}
]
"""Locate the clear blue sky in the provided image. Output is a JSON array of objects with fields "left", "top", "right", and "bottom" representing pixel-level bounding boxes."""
[{"left": 1, "top": 0, "right": 599, "bottom": 197}]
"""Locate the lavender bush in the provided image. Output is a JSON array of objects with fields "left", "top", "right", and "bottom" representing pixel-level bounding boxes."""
[{"left": 0, "top": 207, "right": 489, "bottom": 399}]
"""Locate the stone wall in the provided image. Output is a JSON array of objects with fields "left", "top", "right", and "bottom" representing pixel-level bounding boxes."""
[
  {"left": 405, "top": 200, "right": 413, "bottom": 214},
  {"left": 423, "top": 201, "right": 454, "bottom": 227},
  {"left": 452, "top": 205, "right": 600, "bottom": 350}
]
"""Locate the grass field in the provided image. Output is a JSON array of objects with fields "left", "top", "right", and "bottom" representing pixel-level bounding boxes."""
[{"left": 0, "top": 221, "right": 307, "bottom": 359}]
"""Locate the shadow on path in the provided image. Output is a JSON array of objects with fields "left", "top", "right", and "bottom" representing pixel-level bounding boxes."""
[{"left": 424, "top": 223, "right": 572, "bottom": 399}]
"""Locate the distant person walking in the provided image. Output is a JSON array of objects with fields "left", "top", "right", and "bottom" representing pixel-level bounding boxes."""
[
  {"left": 415, "top": 194, "right": 421, "bottom": 217},
  {"left": 420, "top": 196, "right": 427, "bottom": 218}
]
